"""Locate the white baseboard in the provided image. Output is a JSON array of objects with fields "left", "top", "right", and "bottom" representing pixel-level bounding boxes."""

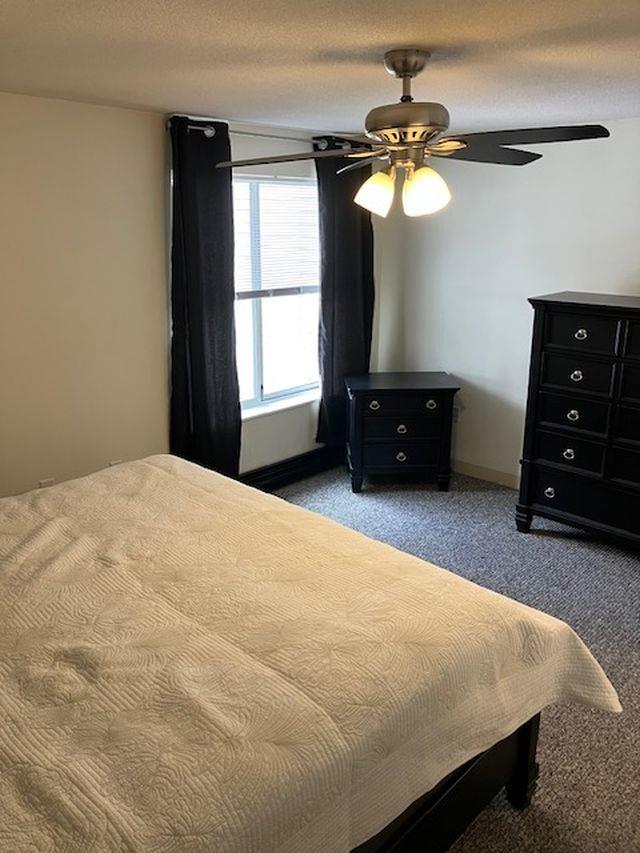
[{"left": 453, "top": 459, "right": 519, "bottom": 491}]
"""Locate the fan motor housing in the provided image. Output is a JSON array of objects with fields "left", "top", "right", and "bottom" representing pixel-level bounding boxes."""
[{"left": 365, "top": 102, "right": 450, "bottom": 145}]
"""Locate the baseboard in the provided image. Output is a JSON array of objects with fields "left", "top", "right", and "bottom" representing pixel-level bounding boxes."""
[
  {"left": 242, "top": 451, "right": 518, "bottom": 493},
  {"left": 453, "top": 459, "right": 519, "bottom": 490},
  {"left": 241, "top": 446, "right": 343, "bottom": 492}
]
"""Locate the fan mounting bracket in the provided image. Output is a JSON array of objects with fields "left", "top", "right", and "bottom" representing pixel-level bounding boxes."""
[{"left": 384, "top": 49, "right": 431, "bottom": 80}]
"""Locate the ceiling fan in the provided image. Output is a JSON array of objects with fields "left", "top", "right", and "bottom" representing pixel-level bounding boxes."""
[{"left": 217, "top": 48, "right": 610, "bottom": 218}]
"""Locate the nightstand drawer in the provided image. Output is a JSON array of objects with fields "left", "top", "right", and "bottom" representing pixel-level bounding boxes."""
[
  {"left": 545, "top": 312, "right": 618, "bottom": 354},
  {"left": 363, "top": 393, "right": 443, "bottom": 416},
  {"left": 537, "top": 392, "right": 610, "bottom": 436},
  {"left": 363, "top": 442, "right": 440, "bottom": 468},
  {"left": 541, "top": 352, "right": 614, "bottom": 396},
  {"left": 535, "top": 431, "right": 604, "bottom": 474},
  {"left": 364, "top": 416, "right": 441, "bottom": 441},
  {"left": 532, "top": 465, "right": 640, "bottom": 531}
]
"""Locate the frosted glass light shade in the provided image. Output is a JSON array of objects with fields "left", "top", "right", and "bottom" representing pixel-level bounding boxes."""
[
  {"left": 402, "top": 166, "right": 451, "bottom": 216},
  {"left": 354, "top": 169, "right": 396, "bottom": 217}
]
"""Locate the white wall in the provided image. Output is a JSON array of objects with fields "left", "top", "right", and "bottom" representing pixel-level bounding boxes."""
[
  {"left": 375, "top": 118, "right": 640, "bottom": 487},
  {"left": 371, "top": 204, "right": 406, "bottom": 372},
  {"left": 0, "top": 92, "right": 169, "bottom": 497}
]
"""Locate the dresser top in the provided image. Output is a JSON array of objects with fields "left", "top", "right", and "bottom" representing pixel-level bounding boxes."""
[
  {"left": 345, "top": 372, "right": 460, "bottom": 392},
  {"left": 530, "top": 291, "right": 640, "bottom": 310}
]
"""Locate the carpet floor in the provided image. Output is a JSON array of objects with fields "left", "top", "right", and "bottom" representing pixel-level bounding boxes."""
[{"left": 277, "top": 470, "right": 640, "bottom": 853}]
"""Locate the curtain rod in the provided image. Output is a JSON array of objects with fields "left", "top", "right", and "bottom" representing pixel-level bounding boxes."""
[{"left": 185, "top": 123, "right": 315, "bottom": 144}]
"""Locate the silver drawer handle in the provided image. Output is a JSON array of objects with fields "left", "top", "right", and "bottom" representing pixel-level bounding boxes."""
[
  {"left": 396, "top": 452, "right": 407, "bottom": 462},
  {"left": 544, "top": 487, "right": 555, "bottom": 499},
  {"left": 567, "top": 409, "right": 580, "bottom": 422},
  {"left": 369, "top": 400, "right": 380, "bottom": 411},
  {"left": 570, "top": 369, "right": 583, "bottom": 383},
  {"left": 396, "top": 424, "right": 407, "bottom": 434},
  {"left": 563, "top": 448, "right": 575, "bottom": 461},
  {"left": 574, "top": 328, "right": 588, "bottom": 341},
  {"left": 425, "top": 399, "right": 437, "bottom": 410}
]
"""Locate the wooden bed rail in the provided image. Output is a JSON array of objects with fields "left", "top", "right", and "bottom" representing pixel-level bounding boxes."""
[{"left": 353, "top": 714, "right": 541, "bottom": 852}]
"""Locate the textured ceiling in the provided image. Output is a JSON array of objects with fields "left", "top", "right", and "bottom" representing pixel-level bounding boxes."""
[{"left": 1, "top": 0, "right": 639, "bottom": 133}]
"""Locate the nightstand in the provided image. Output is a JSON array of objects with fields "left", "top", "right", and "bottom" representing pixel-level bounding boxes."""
[{"left": 345, "top": 372, "right": 460, "bottom": 493}]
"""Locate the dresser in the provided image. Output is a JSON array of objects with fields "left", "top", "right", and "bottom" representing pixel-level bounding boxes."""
[
  {"left": 345, "top": 372, "right": 460, "bottom": 493},
  {"left": 517, "top": 291, "right": 640, "bottom": 547}
]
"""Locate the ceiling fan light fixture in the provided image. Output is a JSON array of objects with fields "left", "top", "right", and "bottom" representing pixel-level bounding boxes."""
[
  {"left": 402, "top": 165, "right": 451, "bottom": 217},
  {"left": 354, "top": 167, "right": 396, "bottom": 218}
]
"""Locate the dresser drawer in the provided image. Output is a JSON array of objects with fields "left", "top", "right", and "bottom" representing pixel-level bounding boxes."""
[
  {"left": 627, "top": 322, "right": 640, "bottom": 359},
  {"left": 537, "top": 392, "right": 610, "bottom": 436},
  {"left": 546, "top": 312, "right": 618, "bottom": 354},
  {"left": 362, "top": 393, "right": 444, "bottom": 416},
  {"left": 532, "top": 465, "right": 640, "bottom": 532},
  {"left": 621, "top": 363, "right": 640, "bottom": 404},
  {"left": 541, "top": 352, "right": 614, "bottom": 396},
  {"left": 609, "top": 446, "right": 640, "bottom": 489},
  {"left": 364, "top": 416, "right": 441, "bottom": 441},
  {"left": 363, "top": 442, "right": 440, "bottom": 469},
  {"left": 615, "top": 406, "right": 640, "bottom": 445},
  {"left": 535, "top": 431, "right": 604, "bottom": 474}
]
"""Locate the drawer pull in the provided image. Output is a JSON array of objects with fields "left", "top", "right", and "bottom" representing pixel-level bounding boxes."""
[
  {"left": 566, "top": 409, "right": 580, "bottom": 422},
  {"left": 574, "top": 328, "right": 588, "bottom": 341},
  {"left": 544, "top": 487, "right": 556, "bottom": 499},
  {"left": 570, "top": 369, "right": 584, "bottom": 383},
  {"left": 563, "top": 448, "right": 575, "bottom": 461},
  {"left": 396, "top": 452, "right": 407, "bottom": 462},
  {"left": 369, "top": 400, "right": 380, "bottom": 411},
  {"left": 396, "top": 424, "right": 408, "bottom": 435},
  {"left": 425, "top": 399, "right": 438, "bottom": 410}
]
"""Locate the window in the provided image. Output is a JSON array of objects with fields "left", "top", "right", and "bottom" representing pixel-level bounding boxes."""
[{"left": 233, "top": 177, "right": 321, "bottom": 409}]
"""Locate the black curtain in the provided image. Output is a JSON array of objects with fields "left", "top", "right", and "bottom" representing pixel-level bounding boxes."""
[
  {"left": 169, "top": 116, "right": 241, "bottom": 476},
  {"left": 313, "top": 136, "right": 375, "bottom": 446}
]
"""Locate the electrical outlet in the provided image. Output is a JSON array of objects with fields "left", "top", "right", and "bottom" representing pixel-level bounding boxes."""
[{"left": 38, "top": 478, "right": 54, "bottom": 488}]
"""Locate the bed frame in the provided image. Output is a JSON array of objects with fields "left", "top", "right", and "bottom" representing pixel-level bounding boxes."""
[{"left": 353, "top": 714, "right": 540, "bottom": 852}]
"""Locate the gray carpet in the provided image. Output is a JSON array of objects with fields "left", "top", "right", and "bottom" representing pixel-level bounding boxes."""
[{"left": 277, "top": 470, "right": 640, "bottom": 853}]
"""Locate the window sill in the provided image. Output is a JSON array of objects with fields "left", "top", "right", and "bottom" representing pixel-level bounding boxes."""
[{"left": 241, "top": 389, "right": 321, "bottom": 421}]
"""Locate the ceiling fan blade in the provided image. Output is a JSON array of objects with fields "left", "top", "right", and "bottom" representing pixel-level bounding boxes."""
[
  {"left": 216, "top": 147, "right": 372, "bottom": 169},
  {"left": 433, "top": 146, "right": 543, "bottom": 166},
  {"left": 446, "top": 124, "right": 609, "bottom": 148},
  {"left": 336, "top": 156, "right": 388, "bottom": 175},
  {"left": 348, "top": 148, "right": 388, "bottom": 158},
  {"left": 427, "top": 139, "right": 467, "bottom": 155}
]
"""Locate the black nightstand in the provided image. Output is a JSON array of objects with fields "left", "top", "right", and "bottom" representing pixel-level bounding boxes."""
[{"left": 345, "top": 372, "right": 460, "bottom": 493}]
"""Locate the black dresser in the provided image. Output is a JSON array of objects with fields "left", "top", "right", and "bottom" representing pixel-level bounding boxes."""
[
  {"left": 345, "top": 372, "right": 460, "bottom": 493},
  {"left": 517, "top": 291, "right": 640, "bottom": 547}
]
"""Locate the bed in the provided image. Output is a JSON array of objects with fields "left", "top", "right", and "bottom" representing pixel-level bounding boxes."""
[{"left": 0, "top": 454, "right": 620, "bottom": 852}]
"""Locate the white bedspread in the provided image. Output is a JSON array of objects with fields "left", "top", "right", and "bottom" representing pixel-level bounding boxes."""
[{"left": 0, "top": 455, "right": 620, "bottom": 852}]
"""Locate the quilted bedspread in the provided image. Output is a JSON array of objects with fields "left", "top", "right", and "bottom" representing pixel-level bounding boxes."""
[{"left": 0, "top": 455, "right": 620, "bottom": 852}]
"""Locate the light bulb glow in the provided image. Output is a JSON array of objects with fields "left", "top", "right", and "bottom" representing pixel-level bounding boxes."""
[
  {"left": 402, "top": 165, "right": 451, "bottom": 216},
  {"left": 354, "top": 168, "right": 396, "bottom": 218}
]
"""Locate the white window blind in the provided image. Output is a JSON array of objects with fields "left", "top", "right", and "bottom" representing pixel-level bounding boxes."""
[{"left": 232, "top": 177, "right": 321, "bottom": 407}]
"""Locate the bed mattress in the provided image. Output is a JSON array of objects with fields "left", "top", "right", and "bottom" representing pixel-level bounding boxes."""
[{"left": 0, "top": 455, "right": 620, "bottom": 852}]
